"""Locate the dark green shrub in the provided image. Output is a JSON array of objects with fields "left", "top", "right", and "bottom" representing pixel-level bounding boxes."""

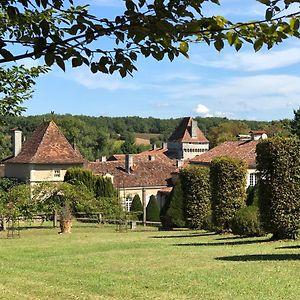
[
  {"left": 202, "top": 211, "right": 215, "bottom": 232},
  {"left": 257, "top": 137, "right": 300, "bottom": 240},
  {"left": 94, "top": 176, "right": 116, "bottom": 198},
  {"left": 232, "top": 206, "right": 264, "bottom": 237},
  {"left": 246, "top": 185, "right": 260, "bottom": 207},
  {"left": 180, "top": 166, "right": 211, "bottom": 229},
  {"left": 166, "top": 179, "right": 185, "bottom": 228},
  {"left": 130, "top": 194, "right": 143, "bottom": 221},
  {"left": 210, "top": 156, "right": 247, "bottom": 232},
  {"left": 64, "top": 168, "right": 96, "bottom": 192},
  {"left": 65, "top": 167, "right": 116, "bottom": 198},
  {"left": 146, "top": 195, "right": 160, "bottom": 222}
]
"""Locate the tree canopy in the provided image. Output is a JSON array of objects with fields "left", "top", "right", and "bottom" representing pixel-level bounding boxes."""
[{"left": 1, "top": 0, "right": 300, "bottom": 77}]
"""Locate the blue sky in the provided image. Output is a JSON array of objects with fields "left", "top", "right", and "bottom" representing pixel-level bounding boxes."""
[{"left": 23, "top": 0, "right": 300, "bottom": 121}]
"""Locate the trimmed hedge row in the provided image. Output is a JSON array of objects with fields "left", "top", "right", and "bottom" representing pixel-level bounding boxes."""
[
  {"left": 210, "top": 156, "right": 247, "bottom": 232},
  {"left": 257, "top": 137, "right": 300, "bottom": 240}
]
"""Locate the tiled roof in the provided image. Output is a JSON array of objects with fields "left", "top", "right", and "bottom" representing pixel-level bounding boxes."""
[
  {"left": 190, "top": 140, "right": 258, "bottom": 168},
  {"left": 168, "top": 117, "right": 208, "bottom": 143},
  {"left": 108, "top": 147, "right": 171, "bottom": 162},
  {"left": 5, "top": 121, "right": 85, "bottom": 164},
  {"left": 85, "top": 158, "right": 177, "bottom": 189}
]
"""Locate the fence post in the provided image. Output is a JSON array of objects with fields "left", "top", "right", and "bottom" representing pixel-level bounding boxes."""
[
  {"left": 53, "top": 210, "right": 57, "bottom": 228},
  {"left": 2, "top": 217, "right": 6, "bottom": 231}
]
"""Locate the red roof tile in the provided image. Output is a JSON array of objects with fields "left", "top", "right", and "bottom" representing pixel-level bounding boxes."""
[
  {"left": 168, "top": 117, "right": 208, "bottom": 143},
  {"left": 85, "top": 159, "right": 177, "bottom": 189},
  {"left": 108, "top": 148, "right": 171, "bottom": 162},
  {"left": 5, "top": 121, "right": 85, "bottom": 164},
  {"left": 190, "top": 140, "right": 258, "bottom": 168}
]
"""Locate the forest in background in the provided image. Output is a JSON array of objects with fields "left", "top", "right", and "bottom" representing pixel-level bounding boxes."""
[{"left": 0, "top": 114, "right": 292, "bottom": 161}]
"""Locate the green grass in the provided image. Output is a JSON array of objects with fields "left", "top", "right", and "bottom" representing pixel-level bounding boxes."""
[{"left": 0, "top": 223, "right": 299, "bottom": 299}]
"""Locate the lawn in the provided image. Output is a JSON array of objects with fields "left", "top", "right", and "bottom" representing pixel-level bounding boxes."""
[{"left": 0, "top": 223, "right": 299, "bottom": 300}]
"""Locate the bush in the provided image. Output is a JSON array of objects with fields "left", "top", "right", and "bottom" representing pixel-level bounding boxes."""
[
  {"left": 130, "top": 194, "right": 143, "bottom": 221},
  {"left": 210, "top": 156, "right": 247, "bottom": 232},
  {"left": 166, "top": 179, "right": 185, "bottom": 228},
  {"left": 146, "top": 195, "right": 160, "bottom": 222},
  {"left": 180, "top": 166, "right": 211, "bottom": 229},
  {"left": 246, "top": 185, "right": 259, "bottom": 207},
  {"left": 257, "top": 137, "right": 300, "bottom": 240},
  {"left": 232, "top": 206, "right": 264, "bottom": 237}
]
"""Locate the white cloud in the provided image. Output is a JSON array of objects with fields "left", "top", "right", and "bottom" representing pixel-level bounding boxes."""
[
  {"left": 163, "top": 74, "right": 300, "bottom": 118},
  {"left": 194, "top": 104, "right": 210, "bottom": 115},
  {"left": 193, "top": 48, "right": 300, "bottom": 71}
]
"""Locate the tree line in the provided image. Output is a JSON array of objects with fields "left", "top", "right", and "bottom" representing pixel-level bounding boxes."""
[{"left": 0, "top": 113, "right": 294, "bottom": 161}]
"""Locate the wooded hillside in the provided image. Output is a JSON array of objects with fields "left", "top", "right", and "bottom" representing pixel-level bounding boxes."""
[{"left": 0, "top": 114, "right": 290, "bottom": 161}]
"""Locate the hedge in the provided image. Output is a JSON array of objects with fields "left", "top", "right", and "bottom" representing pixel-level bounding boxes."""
[
  {"left": 180, "top": 166, "right": 211, "bottom": 229},
  {"left": 166, "top": 179, "right": 185, "bottom": 228},
  {"left": 146, "top": 195, "right": 160, "bottom": 222},
  {"left": 210, "top": 156, "right": 247, "bottom": 232},
  {"left": 256, "top": 137, "right": 300, "bottom": 240}
]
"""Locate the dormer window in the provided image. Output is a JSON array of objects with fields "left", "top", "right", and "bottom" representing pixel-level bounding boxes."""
[{"left": 54, "top": 169, "right": 61, "bottom": 178}]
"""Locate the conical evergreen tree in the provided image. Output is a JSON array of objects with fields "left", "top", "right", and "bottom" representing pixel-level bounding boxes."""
[
  {"left": 166, "top": 180, "right": 185, "bottom": 228},
  {"left": 146, "top": 195, "right": 160, "bottom": 222},
  {"left": 130, "top": 194, "right": 143, "bottom": 212}
]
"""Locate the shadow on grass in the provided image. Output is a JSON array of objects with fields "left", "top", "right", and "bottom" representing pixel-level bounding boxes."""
[
  {"left": 216, "top": 254, "right": 300, "bottom": 261},
  {"left": 151, "top": 232, "right": 217, "bottom": 239},
  {"left": 215, "top": 236, "right": 249, "bottom": 241},
  {"left": 276, "top": 245, "right": 300, "bottom": 250},
  {"left": 175, "top": 238, "right": 272, "bottom": 247}
]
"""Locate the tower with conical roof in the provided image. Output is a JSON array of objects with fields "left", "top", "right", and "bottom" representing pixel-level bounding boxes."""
[
  {"left": 4, "top": 120, "right": 85, "bottom": 183},
  {"left": 167, "top": 117, "right": 209, "bottom": 160}
]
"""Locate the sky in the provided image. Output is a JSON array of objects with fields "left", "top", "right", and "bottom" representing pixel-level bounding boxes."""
[{"left": 22, "top": 0, "right": 300, "bottom": 121}]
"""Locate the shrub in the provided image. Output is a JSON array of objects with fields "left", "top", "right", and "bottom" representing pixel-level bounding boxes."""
[
  {"left": 210, "top": 156, "right": 247, "bottom": 232},
  {"left": 146, "top": 195, "right": 160, "bottom": 222},
  {"left": 246, "top": 185, "right": 259, "bottom": 207},
  {"left": 232, "top": 206, "right": 264, "bottom": 237},
  {"left": 180, "top": 166, "right": 211, "bottom": 229},
  {"left": 256, "top": 137, "right": 300, "bottom": 240},
  {"left": 130, "top": 194, "right": 143, "bottom": 221},
  {"left": 166, "top": 179, "right": 185, "bottom": 228},
  {"left": 64, "top": 168, "right": 95, "bottom": 192}
]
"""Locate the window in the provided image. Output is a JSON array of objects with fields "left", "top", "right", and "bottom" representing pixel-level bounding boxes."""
[
  {"left": 54, "top": 169, "right": 61, "bottom": 178},
  {"left": 122, "top": 196, "right": 132, "bottom": 212},
  {"left": 249, "top": 173, "right": 257, "bottom": 186}
]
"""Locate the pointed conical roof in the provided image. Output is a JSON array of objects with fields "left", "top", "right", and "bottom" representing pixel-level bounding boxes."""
[
  {"left": 6, "top": 121, "right": 85, "bottom": 164},
  {"left": 168, "top": 117, "right": 209, "bottom": 143}
]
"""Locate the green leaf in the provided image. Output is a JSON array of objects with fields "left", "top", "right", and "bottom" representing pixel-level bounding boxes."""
[
  {"left": 56, "top": 56, "right": 65, "bottom": 71},
  {"left": 72, "top": 57, "right": 82, "bottom": 67},
  {"left": 254, "top": 38, "right": 263, "bottom": 52},
  {"left": 179, "top": 41, "right": 189, "bottom": 54},
  {"left": 44, "top": 52, "right": 55, "bottom": 66},
  {"left": 214, "top": 39, "right": 224, "bottom": 51},
  {"left": 290, "top": 18, "right": 300, "bottom": 31}
]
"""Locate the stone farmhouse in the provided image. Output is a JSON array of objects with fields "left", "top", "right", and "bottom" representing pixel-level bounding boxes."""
[
  {"left": 2, "top": 121, "right": 85, "bottom": 183},
  {"left": 0, "top": 117, "right": 265, "bottom": 211},
  {"left": 189, "top": 130, "right": 268, "bottom": 187}
]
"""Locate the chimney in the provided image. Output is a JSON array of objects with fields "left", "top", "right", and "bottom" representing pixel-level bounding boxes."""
[
  {"left": 125, "top": 154, "right": 133, "bottom": 174},
  {"left": 12, "top": 129, "right": 22, "bottom": 157},
  {"left": 162, "top": 142, "right": 167, "bottom": 149},
  {"left": 152, "top": 144, "right": 157, "bottom": 151},
  {"left": 191, "top": 119, "right": 198, "bottom": 138},
  {"left": 148, "top": 155, "right": 155, "bottom": 161},
  {"left": 96, "top": 156, "right": 107, "bottom": 162},
  {"left": 176, "top": 159, "right": 184, "bottom": 168}
]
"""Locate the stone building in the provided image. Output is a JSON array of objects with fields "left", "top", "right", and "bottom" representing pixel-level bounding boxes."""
[
  {"left": 167, "top": 117, "right": 209, "bottom": 160},
  {"left": 3, "top": 121, "right": 85, "bottom": 183},
  {"left": 189, "top": 131, "right": 268, "bottom": 187}
]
